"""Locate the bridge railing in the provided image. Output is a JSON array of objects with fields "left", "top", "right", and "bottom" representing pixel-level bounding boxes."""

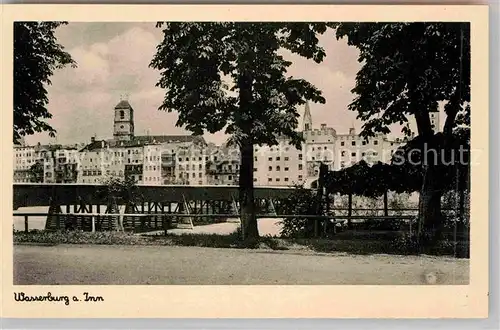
[{"left": 13, "top": 211, "right": 417, "bottom": 237}]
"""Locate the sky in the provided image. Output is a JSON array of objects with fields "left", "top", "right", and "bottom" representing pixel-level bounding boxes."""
[{"left": 25, "top": 22, "right": 412, "bottom": 146}]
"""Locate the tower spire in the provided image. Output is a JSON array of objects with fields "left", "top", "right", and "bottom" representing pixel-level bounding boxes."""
[
  {"left": 349, "top": 121, "right": 356, "bottom": 135},
  {"left": 303, "top": 102, "right": 312, "bottom": 131}
]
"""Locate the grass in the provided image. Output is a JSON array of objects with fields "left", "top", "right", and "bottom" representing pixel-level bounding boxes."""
[{"left": 13, "top": 229, "right": 469, "bottom": 258}]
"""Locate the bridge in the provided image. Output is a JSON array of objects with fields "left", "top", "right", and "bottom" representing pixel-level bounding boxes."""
[{"left": 13, "top": 183, "right": 304, "bottom": 232}]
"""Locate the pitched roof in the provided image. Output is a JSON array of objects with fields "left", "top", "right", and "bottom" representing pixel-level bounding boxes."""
[
  {"left": 79, "top": 140, "right": 109, "bottom": 152},
  {"left": 114, "top": 100, "right": 133, "bottom": 109},
  {"left": 80, "top": 135, "right": 207, "bottom": 152},
  {"left": 134, "top": 135, "right": 206, "bottom": 145}
]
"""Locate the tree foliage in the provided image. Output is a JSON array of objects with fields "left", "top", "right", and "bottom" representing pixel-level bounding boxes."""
[
  {"left": 150, "top": 22, "right": 332, "bottom": 148},
  {"left": 97, "top": 176, "right": 143, "bottom": 204},
  {"left": 325, "top": 130, "right": 470, "bottom": 197},
  {"left": 14, "top": 22, "right": 76, "bottom": 144},
  {"left": 28, "top": 160, "right": 44, "bottom": 183},
  {"left": 332, "top": 23, "right": 470, "bottom": 139},
  {"left": 331, "top": 23, "right": 470, "bottom": 245},
  {"left": 150, "top": 22, "right": 333, "bottom": 239}
]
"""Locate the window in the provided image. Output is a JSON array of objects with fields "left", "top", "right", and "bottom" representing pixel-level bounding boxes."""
[
  {"left": 276, "top": 157, "right": 280, "bottom": 161},
  {"left": 199, "top": 172, "right": 202, "bottom": 178},
  {"left": 312, "top": 147, "right": 315, "bottom": 151},
  {"left": 374, "top": 140, "right": 378, "bottom": 145},
  {"left": 298, "top": 154, "right": 303, "bottom": 160},
  {"left": 205, "top": 156, "right": 209, "bottom": 161},
  {"left": 120, "top": 110, "right": 125, "bottom": 119},
  {"left": 351, "top": 152, "right": 356, "bottom": 157},
  {"left": 186, "top": 157, "right": 189, "bottom": 161},
  {"left": 284, "top": 177, "right": 289, "bottom": 182},
  {"left": 268, "top": 166, "right": 272, "bottom": 171},
  {"left": 228, "top": 175, "right": 232, "bottom": 180},
  {"left": 341, "top": 151, "right": 346, "bottom": 157},
  {"left": 324, "top": 146, "right": 327, "bottom": 150},
  {"left": 199, "top": 164, "right": 202, "bottom": 170},
  {"left": 198, "top": 181, "right": 203, "bottom": 185},
  {"left": 284, "top": 167, "right": 289, "bottom": 171},
  {"left": 312, "top": 157, "right": 315, "bottom": 160},
  {"left": 179, "top": 157, "right": 182, "bottom": 161},
  {"left": 298, "top": 164, "right": 303, "bottom": 170},
  {"left": 268, "top": 157, "right": 272, "bottom": 161},
  {"left": 139, "top": 175, "right": 142, "bottom": 181},
  {"left": 254, "top": 157, "right": 258, "bottom": 161},
  {"left": 298, "top": 175, "right": 303, "bottom": 180},
  {"left": 268, "top": 178, "right": 272, "bottom": 182},
  {"left": 276, "top": 166, "right": 280, "bottom": 171},
  {"left": 253, "top": 178, "right": 257, "bottom": 182},
  {"left": 373, "top": 152, "right": 378, "bottom": 156},
  {"left": 362, "top": 152, "right": 366, "bottom": 156},
  {"left": 352, "top": 141, "right": 356, "bottom": 146},
  {"left": 199, "top": 157, "right": 202, "bottom": 161},
  {"left": 215, "top": 175, "right": 219, "bottom": 180},
  {"left": 341, "top": 141, "right": 345, "bottom": 146},
  {"left": 284, "top": 157, "right": 289, "bottom": 161},
  {"left": 362, "top": 141, "right": 367, "bottom": 145},
  {"left": 254, "top": 168, "right": 257, "bottom": 172},
  {"left": 285, "top": 147, "right": 289, "bottom": 151},
  {"left": 276, "top": 178, "right": 280, "bottom": 182}
]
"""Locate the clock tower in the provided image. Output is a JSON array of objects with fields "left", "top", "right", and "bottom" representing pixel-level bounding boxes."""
[{"left": 113, "top": 97, "right": 135, "bottom": 141}]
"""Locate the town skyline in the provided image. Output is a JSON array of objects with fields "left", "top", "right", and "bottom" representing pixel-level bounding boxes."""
[{"left": 21, "top": 22, "right": 435, "bottom": 147}]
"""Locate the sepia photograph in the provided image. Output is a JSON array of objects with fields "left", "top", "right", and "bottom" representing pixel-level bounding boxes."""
[{"left": 2, "top": 4, "right": 489, "bottom": 319}]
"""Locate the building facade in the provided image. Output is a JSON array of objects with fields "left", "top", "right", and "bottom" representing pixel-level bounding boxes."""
[{"left": 14, "top": 98, "right": 416, "bottom": 187}]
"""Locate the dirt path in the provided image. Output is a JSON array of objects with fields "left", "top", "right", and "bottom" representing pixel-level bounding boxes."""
[{"left": 14, "top": 244, "right": 469, "bottom": 285}]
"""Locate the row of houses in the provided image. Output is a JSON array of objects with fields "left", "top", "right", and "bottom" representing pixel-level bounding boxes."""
[{"left": 13, "top": 100, "right": 425, "bottom": 188}]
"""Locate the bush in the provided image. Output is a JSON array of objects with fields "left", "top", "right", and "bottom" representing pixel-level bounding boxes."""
[{"left": 278, "top": 185, "right": 323, "bottom": 238}]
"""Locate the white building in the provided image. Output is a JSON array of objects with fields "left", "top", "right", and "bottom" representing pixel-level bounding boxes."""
[
  {"left": 13, "top": 145, "right": 36, "bottom": 182},
  {"left": 14, "top": 97, "right": 420, "bottom": 188}
]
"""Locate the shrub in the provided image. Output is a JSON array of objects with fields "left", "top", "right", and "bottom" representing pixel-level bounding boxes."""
[{"left": 278, "top": 185, "right": 323, "bottom": 238}]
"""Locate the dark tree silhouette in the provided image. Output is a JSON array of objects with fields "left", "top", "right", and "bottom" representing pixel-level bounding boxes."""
[
  {"left": 331, "top": 22, "right": 470, "bottom": 244},
  {"left": 14, "top": 22, "right": 76, "bottom": 144},
  {"left": 150, "top": 22, "right": 333, "bottom": 241}
]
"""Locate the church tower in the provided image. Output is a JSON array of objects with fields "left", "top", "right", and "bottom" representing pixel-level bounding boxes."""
[
  {"left": 303, "top": 102, "right": 312, "bottom": 131},
  {"left": 113, "top": 97, "right": 135, "bottom": 141}
]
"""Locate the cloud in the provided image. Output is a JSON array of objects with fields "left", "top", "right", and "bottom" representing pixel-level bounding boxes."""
[
  {"left": 53, "top": 45, "right": 111, "bottom": 90},
  {"left": 28, "top": 24, "right": 166, "bottom": 145},
  {"left": 25, "top": 23, "right": 407, "bottom": 147}
]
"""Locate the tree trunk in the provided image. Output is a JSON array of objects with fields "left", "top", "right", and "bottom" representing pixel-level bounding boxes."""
[
  {"left": 418, "top": 164, "right": 444, "bottom": 248},
  {"left": 239, "top": 139, "right": 258, "bottom": 241},
  {"left": 237, "top": 70, "right": 258, "bottom": 243}
]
